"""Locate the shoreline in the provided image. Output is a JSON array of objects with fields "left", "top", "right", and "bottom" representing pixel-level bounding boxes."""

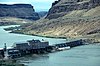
[
  {"left": 3, "top": 25, "right": 100, "bottom": 44},
  {"left": 9, "top": 31, "right": 67, "bottom": 39},
  {"left": 10, "top": 31, "right": 100, "bottom": 43},
  {"left": 3, "top": 26, "right": 67, "bottom": 39}
]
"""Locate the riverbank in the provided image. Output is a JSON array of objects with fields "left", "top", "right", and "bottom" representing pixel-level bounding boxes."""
[
  {"left": 10, "top": 30, "right": 100, "bottom": 44},
  {"left": 4, "top": 27, "right": 100, "bottom": 44},
  {"left": 2, "top": 25, "right": 100, "bottom": 45},
  {"left": 0, "top": 22, "right": 18, "bottom": 26},
  {"left": 2, "top": 24, "right": 100, "bottom": 44},
  {"left": 0, "top": 17, "right": 34, "bottom": 26},
  {"left": 4, "top": 26, "right": 67, "bottom": 39},
  {"left": 11, "top": 31, "right": 67, "bottom": 39},
  {"left": 0, "top": 25, "right": 100, "bottom": 66}
]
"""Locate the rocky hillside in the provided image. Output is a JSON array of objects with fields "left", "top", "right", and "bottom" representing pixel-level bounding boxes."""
[
  {"left": 46, "top": 0, "right": 100, "bottom": 19},
  {"left": 12, "top": 0, "right": 100, "bottom": 41},
  {"left": 0, "top": 4, "right": 40, "bottom": 20}
]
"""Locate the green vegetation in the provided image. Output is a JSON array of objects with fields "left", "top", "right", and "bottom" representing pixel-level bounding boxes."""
[{"left": 4, "top": 26, "right": 20, "bottom": 31}]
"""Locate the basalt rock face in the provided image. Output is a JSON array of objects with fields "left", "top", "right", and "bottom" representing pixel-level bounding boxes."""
[
  {"left": 46, "top": 0, "right": 100, "bottom": 19},
  {"left": 0, "top": 4, "right": 40, "bottom": 20}
]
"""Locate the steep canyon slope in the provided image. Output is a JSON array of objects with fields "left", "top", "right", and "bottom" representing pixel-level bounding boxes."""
[{"left": 13, "top": 0, "right": 100, "bottom": 40}]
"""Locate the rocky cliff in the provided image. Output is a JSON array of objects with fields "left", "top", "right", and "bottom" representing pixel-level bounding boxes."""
[
  {"left": 11, "top": 0, "right": 100, "bottom": 41},
  {"left": 46, "top": 0, "right": 100, "bottom": 19},
  {"left": 0, "top": 4, "right": 40, "bottom": 20}
]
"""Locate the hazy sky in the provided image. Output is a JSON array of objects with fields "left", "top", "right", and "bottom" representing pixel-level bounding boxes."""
[{"left": 0, "top": 0, "right": 57, "bottom": 12}]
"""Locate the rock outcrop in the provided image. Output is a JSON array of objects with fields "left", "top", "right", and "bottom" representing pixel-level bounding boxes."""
[
  {"left": 0, "top": 4, "right": 40, "bottom": 20},
  {"left": 46, "top": 0, "right": 100, "bottom": 19},
  {"left": 8, "top": 0, "right": 100, "bottom": 41}
]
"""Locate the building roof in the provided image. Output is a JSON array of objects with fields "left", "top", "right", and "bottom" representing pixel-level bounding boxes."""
[
  {"left": 27, "top": 39, "right": 41, "bottom": 43},
  {"left": 12, "top": 41, "right": 29, "bottom": 47},
  {"left": 14, "top": 41, "right": 28, "bottom": 44}
]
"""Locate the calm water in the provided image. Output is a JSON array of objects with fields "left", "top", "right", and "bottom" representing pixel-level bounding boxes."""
[
  {"left": 0, "top": 25, "right": 66, "bottom": 48},
  {"left": 19, "top": 45, "right": 100, "bottom": 66},
  {"left": 0, "top": 25, "right": 100, "bottom": 66}
]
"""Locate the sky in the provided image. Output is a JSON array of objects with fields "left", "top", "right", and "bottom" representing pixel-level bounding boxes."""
[{"left": 0, "top": 0, "right": 57, "bottom": 12}]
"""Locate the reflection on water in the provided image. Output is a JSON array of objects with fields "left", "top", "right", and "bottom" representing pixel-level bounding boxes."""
[
  {"left": 19, "top": 54, "right": 49, "bottom": 63},
  {"left": 18, "top": 45, "right": 100, "bottom": 66},
  {"left": 0, "top": 25, "right": 100, "bottom": 66}
]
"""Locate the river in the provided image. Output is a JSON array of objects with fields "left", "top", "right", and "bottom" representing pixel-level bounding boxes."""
[
  {"left": 0, "top": 25, "right": 100, "bottom": 66},
  {"left": 0, "top": 25, "right": 67, "bottom": 48},
  {"left": 19, "top": 45, "right": 100, "bottom": 66}
]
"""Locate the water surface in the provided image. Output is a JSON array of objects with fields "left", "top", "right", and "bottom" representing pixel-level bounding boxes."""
[
  {"left": 0, "top": 25, "right": 100, "bottom": 66},
  {"left": 19, "top": 45, "right": 100, "bottom": 66},
  {"left": 0, "top": 25, "right": 66, "bottom": 48}
]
